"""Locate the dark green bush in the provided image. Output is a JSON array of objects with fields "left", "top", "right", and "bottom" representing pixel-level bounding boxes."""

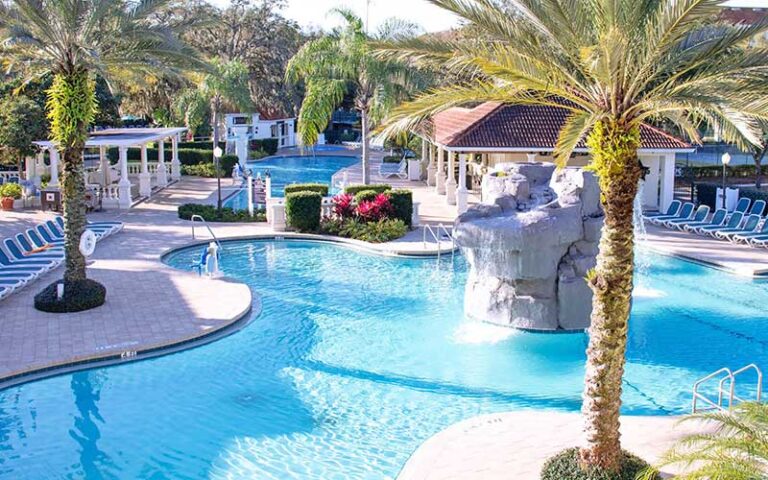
[
  {"left": 686, "top": 164, "right": 766, "bottom": 179},
  {"left": 354, "top": 189, "right": 379, "bottom": 204},
  {"left": 540, "top": 448, "right": 658, "bottom": 480},
  {"left": 344, "top": 183, "right": 391, "bottom": 195},
  {"left": 176, "top": 141, "right": 225, "bottom": 150},
  {"left": 387, "top": 189, "right": 413, "bottom": 227},
  {"left": 284, "top": 183, "right": 329, "bottom": 196},
  {"left": 108, "top": 147, "right": 214, "bottom": 166},
  {"left": 219, "top": 154, "right": 239, "bottom": 174},
  {"left": 321, "top": 217, "right": 407, "bottom": 243},
  {"left": 285, "top": 191, "right": 322, "bottom": 232},
  {"left": 181, "top": 163, "right": 219, "bottom": 177},
  {"left": 34, "top": 279, "right": 106, "bottom": 313},
  {"left": 249, "top": 138, "right": 279, "bottom": 155},
  {"left": 694, "top": 182, "right": 717, "bottom": 209},
  {"left": 383, "top": 155, "right": 402, "bottom": 164},
  {"left": 177, "top": 203, "right": 266, "bottom": 222},
  {"left": 738, "top": 187, "right": 768, "bottom": 207}
]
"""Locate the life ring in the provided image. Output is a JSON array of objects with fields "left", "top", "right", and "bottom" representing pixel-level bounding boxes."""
[{"left": 79, "top": 230, "right": 97, "bottom": 257}]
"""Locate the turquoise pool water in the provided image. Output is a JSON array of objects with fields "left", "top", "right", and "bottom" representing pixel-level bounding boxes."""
[
  {"left": 0, "top": 241, "right": 766, "bottom": 479},
  {"left": 225, "top": 155, "right": 357, "bottom": 210}
]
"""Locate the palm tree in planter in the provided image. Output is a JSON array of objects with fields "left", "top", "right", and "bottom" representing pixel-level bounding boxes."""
[
  {"left": 0, "top": 0, "right": 203, "bottom": 312},
  {"left": 376, "top": 0, "right": 768, "bottom": 476},
  {"left": 285, "top": 9, "right": 423, "bottom": 185}
]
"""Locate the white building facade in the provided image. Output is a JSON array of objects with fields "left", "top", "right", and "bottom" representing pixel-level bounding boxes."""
[{"left": 225, "top": 113, "right": 296, "bottom": 149}]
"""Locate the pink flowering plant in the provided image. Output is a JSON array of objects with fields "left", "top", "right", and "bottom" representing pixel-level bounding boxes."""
[
  {"left": 331, "top": 193, "right": 355, "bottom": 219},
  {"left": 355, "top": 194, "right": 393, "bottom": 222}
]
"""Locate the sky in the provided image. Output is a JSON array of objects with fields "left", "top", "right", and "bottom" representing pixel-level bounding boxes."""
[{"left": 208, "top": 0, "right": 768, "bottom": 33}]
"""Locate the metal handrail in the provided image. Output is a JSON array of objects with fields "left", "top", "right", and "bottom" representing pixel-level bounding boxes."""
[
  {"left": 422, "top": 223, "right": 456, "bottom": 261},
  {"left": 190, "top": 214, "right": 222, "bottom": 250},
  {"left": 692, "top": 364, "right": 763, "bottom": 413}
]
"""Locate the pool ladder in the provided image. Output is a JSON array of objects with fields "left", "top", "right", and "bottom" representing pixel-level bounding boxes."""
[
  {"left": 190, "top": 214, "right": 222, "bottom": 251},
  {"left": 692, "top": 364, "right": 762, "bottom": 413},
  {"left": 423, "top": 223, "right": 455, "bottom": 261}
]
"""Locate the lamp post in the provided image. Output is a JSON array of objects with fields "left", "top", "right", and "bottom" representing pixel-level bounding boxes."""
[
  {"left": 721, "top": 152, "right": 731, "bottom": 210},
  {"left": 214, "top": 146, "right": 223, "bottom": 211}
]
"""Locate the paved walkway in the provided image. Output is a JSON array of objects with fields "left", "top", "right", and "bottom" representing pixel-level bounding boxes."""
[
  {"left": 643, "top": 223, "right": 768, "bottom": 276},
  {"left": 398, "top": 411, "right": 704, "bottom": 480}
]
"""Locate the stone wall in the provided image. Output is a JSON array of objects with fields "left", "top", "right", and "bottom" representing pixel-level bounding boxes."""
[{"left": 454, "top": 163, "right": 603, "bottom": 331}]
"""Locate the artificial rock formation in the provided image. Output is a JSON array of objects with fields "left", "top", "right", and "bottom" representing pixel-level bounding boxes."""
[{"left": 454, "top": 163, "right": 603, "bottom": 331}]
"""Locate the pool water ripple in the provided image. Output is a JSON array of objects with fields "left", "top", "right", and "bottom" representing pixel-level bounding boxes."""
[{"left": 0, "top": 241, "right": 766, "bottom": 479}]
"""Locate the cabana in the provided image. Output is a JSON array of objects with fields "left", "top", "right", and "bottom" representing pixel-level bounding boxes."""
[{"left": 33, "top": 127, "right": 187, "bottom": 209}]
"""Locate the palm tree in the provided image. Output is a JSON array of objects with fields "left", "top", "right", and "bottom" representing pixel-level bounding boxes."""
[
  {"left": 285, "top": 9, "right": 423, "bottom": 184},
  {"left": 375, "top": 0, "right": 768, "bottom": 473},
  {"left": 640, "top": 402, "right": 768, "bottom": 479},
  {"left": 0, "top": 0, "right": 202, "bottom": 302}
]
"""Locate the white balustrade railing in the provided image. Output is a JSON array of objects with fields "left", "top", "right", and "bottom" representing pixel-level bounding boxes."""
[
  {"left": 0, "top": 171, "right": 21, "bottom": 182},
  {"left": 127, "top": 162, "right": 163, "bottom": 175}
]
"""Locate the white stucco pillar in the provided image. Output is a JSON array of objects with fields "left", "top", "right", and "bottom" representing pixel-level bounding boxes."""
[
  {"left": 527, "top": 153, "right": 537, "bottom": 163},
  {"left": 659, "top": 153, "right": 676, "bottom": 213},
  {"left": 427, "top": 143, "right": 436, "bottom": 186},
  {"left": 235, "top": 134, "right": 248, "bottom": 168},
  {"left": 445, "top": 151, "right": 457, "bottom": 205},
  {"left": 99, "top": 146, "right": 108, "bottom": 186},
  {"left": 33, "top": 152, "right": 43, "bottom": 187},
  {"left": 171, "top": 137, "right": 181, "bottom": 181},
  {"left": 435, "top": 147, "right": 446, "bottom": 194},
  {"left": 118, "top": 146, "right": 132, "bottom": 209},
  {"left": 457, "top": 154, "right": 468, "bottom": 214},
  {"left": 49, "top": 148, "right": 60, "bottom": 187},
  {"left": 156, "top": 139, "right": 168, "bottom": 187},
  {"left": 139, "top": 145, "right": 151, "bottom": 197}
]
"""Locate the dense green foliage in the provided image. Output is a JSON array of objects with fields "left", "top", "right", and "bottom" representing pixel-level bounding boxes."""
[
  {"left": 685, "top": 163, "right": 768, "bottom": 179},
  {"left": 250, "top": 138, "right": 279, "bottom": 155},
  {"left": 0, "top": 183, "right": 22, "bottom": 199},
  {"left": 353, "top": 189, "right": 379, "bottom": 204},
  {"left": 541, "top": 448, "right": 657, "bottom": 480},
  {"left": 109, "top": 147, "right": 213, "bottom": 166},
  {"left": 34, "top": 279, "right": 106, "bottom": 313},
  {"left": 388, "top": 189, "right": 413, "bottom": 227},
  {"left": 178, "top": 203, "right": 266, "bottom": 222},
  {"left": 284, "top": 183, "right": 329, "bottom": 196},
  {"left": 285, "top": 191, "right": 322, "bottom": 232},
  {"left": 320, "top": 217, "right": 407, "bottom": 243},
  {"left": 343, "top": 184, "right": 392, "bottom": 195},
  {"left": 0, "top": 96, "right": 47, "bottom": 170},
  {"left": 176, "top": 141, "right": 226, "bottom": 150},
  {"left": 694, "top": 183, "right": 717, "bottom": 209}
]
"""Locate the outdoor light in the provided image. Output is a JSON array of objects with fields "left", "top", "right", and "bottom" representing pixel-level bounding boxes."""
[
  {"left": 214, "top": 146, "right": 224, "bottom": 210},
  {"left": 721, "top": 152, "right": 731, "bottom": 209},
  {"left": 214, "top": 147, "right": 223, "bottom": 158}
]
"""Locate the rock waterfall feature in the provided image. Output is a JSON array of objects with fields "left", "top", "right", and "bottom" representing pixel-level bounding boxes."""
[{"left": 453, "top": 163, "right": 603, "bottom": 331}]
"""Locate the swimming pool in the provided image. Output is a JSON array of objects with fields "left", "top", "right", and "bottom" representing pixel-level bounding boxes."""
[
  {"left": 0, "top": 241, "right": 765, "bottom": 479},
  {"left": 225, "top": 155, "right": 357, "bottom": 210}
]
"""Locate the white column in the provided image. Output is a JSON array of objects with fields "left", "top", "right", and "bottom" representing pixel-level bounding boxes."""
[
  {"left": 139, "top": 145, "right": 151, "bottom": 197},
  {"left": 235, "top": 135, "right": 248, "bottom": 168},
  {"left": 427, "top": 143, "right": 436, "bottom": 186},
  {"left": 118, "top": 146, "right": 132, "bottom": 209},
  {"left": 33, "top": 152, "right": 43, "bottom": 187},
  {"left": 435, "top": 147, "right": 446, "bottom": 194},
  {"left": 659, "top": 153, "right": 676, "bottom": 213},
  {"left": 171, "top": 137, "right": 181, "bottom": 181},
  {"left": 457, "top": 153, "right": 469, "bottom": 214},
  {"left": 49, "top": 148, "right": 60, "bottom": 187},
  {"left": 99, "top": 146, "right": 108, "bottom": 186},
  {"left": 527, "top": 153, "right": 537, "bottom": 163},
  {"left": 156, "top": 140, "right": 168, "bottom": 187},
  {"left": 445, "top": 151, "right": 457, "bottom": 205}
]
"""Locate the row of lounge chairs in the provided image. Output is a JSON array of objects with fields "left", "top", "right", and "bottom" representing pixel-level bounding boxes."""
[
  {"left": 0, "top": 217, "right": 123, "bottom": 301},
  {"left": 645, "top": 198, "right": 768, "bottom": 247}
]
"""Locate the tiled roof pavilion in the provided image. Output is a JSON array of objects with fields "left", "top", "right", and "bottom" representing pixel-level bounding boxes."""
[{"left": 427, "top": 102, "right": 693, "bottom": 152}]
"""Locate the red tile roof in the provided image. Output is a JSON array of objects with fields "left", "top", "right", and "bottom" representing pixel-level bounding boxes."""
[
  {"left": 719, "top": 7, "right": 768, "bottom": 25},
  {"left": 427, "top": 102, "right": 692, "bottom": 151}
]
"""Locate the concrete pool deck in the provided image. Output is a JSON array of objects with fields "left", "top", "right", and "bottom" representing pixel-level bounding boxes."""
[{"left": 397, "top": 411, "right": 703, "bottom": 479}]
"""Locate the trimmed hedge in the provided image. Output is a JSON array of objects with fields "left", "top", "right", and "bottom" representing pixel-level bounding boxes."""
[
  {"left": 249, "top": 138, "right": 279, "bottom": 155},
  {"left": 686, "top": 163, "right": 765, "bottom": 179},
  {"left": 694, "top": 182, "right": 717, "bottom": 209},
  {"left": 176, "top": 141, "right": 225, "bottom": 150},
  {"left": 739, "top": 187, "right": 768, "bottom": 206},
  {"left": 108, "top": 147, "right": 213, "bottom": 166},
  {"left": 178, "top": 203, "right": 266, "bottom": 222},
  {"left": 285, "top": 191, "right": 322, "bottom": 232},
  {"left": 34, "top": 279, "right": 106, "bottom": 313},
  {"left": 383, "top": 155, "right": 402, "bottom": 164},
  {"left": 219, "top": 154, "right": 239, "bottom": 174},
  {"left": 344, "top": 183, "right": 391, "bottom": 195},
  {"left": 354, "top": 189, "right": 379, "bottom": 204},
  {"left": 540, "top": 448, "right": 658, "bottom": 480},
  {"left": 284, "top": 183, "right": 329, "bottom": 196},
  {"left": 388, "top": 189, "right": 413, "bottom": 227}
]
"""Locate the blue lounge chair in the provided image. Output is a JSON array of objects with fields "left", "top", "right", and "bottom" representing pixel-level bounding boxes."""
[
  {"left": 682, "top": 208, "right": 726, "bottom": 232},
  {"left": 14, "top": 234, "right": 64, "bottom": 257},
  {"left": 694, "top": 211, "right": 744, "bottom": 236},
  {"left": 731, "top": 197, "right": 751, "bottom": 216},
  {"left": 662, "top": 205, "right": 709, "bottom": 229},
  {"left": 379, "top": 158, "right": 408, "bottom": 179},
  {"left": 0, "top": 277, "right": 27, "bottom": 292},
  {"left": 46, "top": 219, "right": 104, "bottom": 240},
  {"left": 3, "top": 239, "right": 62, "bottom": 267},
  {"left": 27, "top": 228, "right": 64, "bottom": 248},
  {"left": 648, "top": 202, "right": 694, "bottom": 226},
  {"left": 0, "top": 270, "right": 37, "bottom": 284},
  {"left": 713, "top": 214, "right": 761, "bottom": 239},
  {"left": 36, "top": 224, "right": 66, "bottom": 245},
  {"left": 55, "top": 216, "right": 120, "bottom": 236},
  {"left": 643, "top": 200, "right": 682, "bottom": 221},
  {"left": 749, "top": 199, "right": 766, "bottom": 216},
  {"left": 0, "top": 285, "right": 12, "bottom": 301},
  {"left": 0, "top": 248, "right": 55, "bottom": 271},
  {"left": 733, "top": 219, "right": 768, "bottom": 243}
]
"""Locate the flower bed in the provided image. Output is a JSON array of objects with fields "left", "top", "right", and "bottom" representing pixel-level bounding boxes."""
[{"left": 319, "top": 191, "right": 410, "bottom": 243}]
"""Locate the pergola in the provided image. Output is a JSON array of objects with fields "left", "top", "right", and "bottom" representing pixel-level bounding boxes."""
[
  {"left": 33, "top": 127, "right": 187, "bottom": 209},
  {"left": 417, "top": 102, "right": 694, "bottom": 214}
]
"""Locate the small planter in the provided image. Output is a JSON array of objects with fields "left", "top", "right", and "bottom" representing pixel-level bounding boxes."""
[{"left": 1, "top": 196, "right": 15, "bottom": 211}]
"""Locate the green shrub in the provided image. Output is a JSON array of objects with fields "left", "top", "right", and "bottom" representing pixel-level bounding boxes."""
[
  {"left": 284, "top": 183, "right": 329, "bottom": 196},
  {"left": 344, "top": 183, "right": 391, "bottom": 195},
  {"left": 383, "top": 155, "right": 402, "bottom": 164},
  {"left": 738, "top": 187, "right": 768, "bottom": 207},
  {"left": 249, "top": 149, "right": 268, "bottom": 160},
  {"left": 177, "top": 203, "right": 266, "bottom": 222},
  {"left": 285, "top": 191, "right": 322, "bottom": 232},
  {"left": 219, "top": 154, "right": 239, "bottom": 174},
  {"left": 108, "top": 147, "right": 214, "bottom": 166},
  {"left": 541, "top": 448, "right": 657, "bottom": 480},
  {"left": 176, "top": 141, "right": 225, "bottom": 150},
  {"left": 354, "top": 189, "right": 379, "bottom": 204},
  {"left": 249, "top": 138, "right": 279, "bottom": 155},
  {"left": 181, "top": 163, "right": 219, "bottom": 177},
  {"left": 34, "top": 279, "right": 106, "bottom": 313},
  {"left": 322, "top": 217, "right": 407, "bottom": 243},
  {"left": 387, "top": 189, "right": 413, "bottom": 226},
  {"left": 0, "top": 182, "right": 22, "bottom": 199},
  {"left": 694, "top": 182, "right": 717, "bottom": 209}
]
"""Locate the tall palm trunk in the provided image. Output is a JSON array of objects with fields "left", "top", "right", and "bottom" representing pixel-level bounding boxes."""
[
  {"left": 361, "top": 107, "right": 370, "bottom": 185},
  {"left": 49, "top": 71, "right": 94, "bottom": 284},
  {"left": 580, "top": 120, "right": 643, "bottom": 472}
]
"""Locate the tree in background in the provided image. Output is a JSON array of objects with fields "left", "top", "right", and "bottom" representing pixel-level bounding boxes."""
[
  {"left": 286, "top": 10, "right": 424, "bottom": 184},
  {"left": 376, "top": 0, "right": 768, "bottom": 475},
  {"left": 172, "top": 89, "right": 209, "bottom": 140},
  {"left": 0, "top": 0, "right": 203, "bottom": 310},
  {"left": 0, "top": 96, "right": 47, "bottom": 174},
  {"left": 750, "top": 123, "right": 768, "bottom": 189}
]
